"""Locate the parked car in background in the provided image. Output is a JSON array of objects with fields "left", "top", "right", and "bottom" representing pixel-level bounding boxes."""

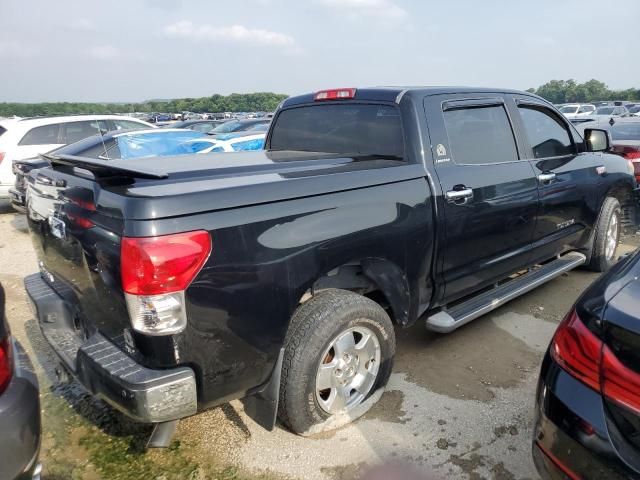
[
  {"left": 558, "top": 103, "right": 596, "bottom": 119},
  {"left": 181, "top": 132, "right": 267, "bottom": 153},
  {"left": 592, "top": 105, "right": 629, "bottom": 119},
  {"left": 146, "top": 113, "right": 173, "bottom": 123},
  {"left": 164, "top": 119, "right": 226, "bottom": 134},
  {"left": 574, "top": 118, "right": 640, "bottom": 181},
  {"left": 208, "top": 118, "right": 270, "bottom": 138},
  {"left": 0, "top": 115, "right": 153, "bottom": 202},
  {"left": 0, "top": 283, "right": 41, "bottom": 480},
  {"left": 533, "top": 249, "right": 640, "bottom": 479},
  {"left": 628, "top": 105, "right": 640, "bottom": 117},
  {"left": 11, "top": 129, "right": 211, "bottom": 211},
  {"left": 23, "top": 87, "right": 634, "bottom": 447}
]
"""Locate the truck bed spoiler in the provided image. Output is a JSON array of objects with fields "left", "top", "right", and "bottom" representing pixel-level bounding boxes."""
[{"left": 45, "top": 154, "right": 169, "bottom": 180}]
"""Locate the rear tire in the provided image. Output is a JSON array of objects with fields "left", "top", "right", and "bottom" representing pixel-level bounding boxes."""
[
  {"left": 278, "top": 289, "right": 395, "bottom": 436},
  {"left": 587, "top": 197, "right": 621, "bottom": 272}
]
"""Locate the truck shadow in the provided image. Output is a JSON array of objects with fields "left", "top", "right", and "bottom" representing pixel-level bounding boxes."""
[{"left": 23, "top": 318, "right": 153, "bottom": 453}]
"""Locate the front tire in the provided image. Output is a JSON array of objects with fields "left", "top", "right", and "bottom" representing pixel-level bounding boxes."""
[
  {"left": 588, "top": 197, "right": 621, "bottom": 272},
  {"left": 278, "top": 289, "right": 395, "bottom": 436}
]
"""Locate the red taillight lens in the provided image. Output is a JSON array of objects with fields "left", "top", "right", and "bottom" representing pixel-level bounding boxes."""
[
  {"left": 550, "top": 309, "right": 602, "bottom": 392},
  {"left": 0, "top": 152, "right": 5, "bottom": 165},
  {"left": 602, "top": 346, "right": 640, "bottom": 415},
  {"left": 314, "top": 88, "right": 356, "bottom": 101},
  {"left": 611, "top": 144, "right": 640, "bottom": 160},
  {"left": 0, "top": 337, "right": 13, "bottom": 394},
  {"left": 121, "top": 230, "right": 211, "bottom": 296}
]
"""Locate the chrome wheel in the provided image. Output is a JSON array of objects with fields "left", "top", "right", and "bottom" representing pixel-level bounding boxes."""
[
  {"left": 315, "top": 325, "right": 381, "bottom": 414},
  {"left": 605, "top": 211, "right": 619, "bottom": 260}
]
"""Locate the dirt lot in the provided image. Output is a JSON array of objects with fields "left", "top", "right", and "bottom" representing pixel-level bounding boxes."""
[{"left": 1, "top": 198, "right": 638, "bottom": 480}]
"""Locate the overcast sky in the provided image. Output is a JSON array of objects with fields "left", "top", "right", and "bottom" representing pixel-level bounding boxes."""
[{"left": 1, "top": 0, "right": 638, "bottom": 103}]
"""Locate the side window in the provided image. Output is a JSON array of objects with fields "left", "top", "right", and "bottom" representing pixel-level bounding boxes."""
[
  {"left": 18, "top": 124, "right": 61, "bottom": 146},
  {"left": 443, "top": 105, "right": 518, "bottom": 165},
  {"left": 113, "top": 120, "right": 147, "bottom": 131},
  {"left": 518, "top": 106, "right": 574, "bottom": 158},
  {"left": 61, "top": 121, "right": 104, "bottom": 144}
]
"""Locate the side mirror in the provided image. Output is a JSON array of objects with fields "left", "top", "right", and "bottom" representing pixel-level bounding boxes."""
[{"left": 584, "top": 128, "right": 610, "bottom": 152}]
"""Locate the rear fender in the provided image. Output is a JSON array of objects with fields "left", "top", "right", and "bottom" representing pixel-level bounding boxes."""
[{"left": 361, "top": 258, "right": 411, "bottom": 326}]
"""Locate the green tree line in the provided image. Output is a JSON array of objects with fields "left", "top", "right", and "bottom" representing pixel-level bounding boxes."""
[
  {"left": 0, "top": 92, "right": 289, "bottom": 118},
  {"left": 2, "top": 81, "right": 639, "bottom": 118},
  {"left": 526, "top": 79, "right": 640, "bottom": 104}
]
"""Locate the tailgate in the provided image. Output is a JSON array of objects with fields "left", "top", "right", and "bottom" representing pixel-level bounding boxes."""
[{"left": 26, "top": 166, "right": 129, "bottom": 343}]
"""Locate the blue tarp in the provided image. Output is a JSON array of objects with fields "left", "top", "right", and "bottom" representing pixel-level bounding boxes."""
[{"left": 116, "top": 130, "right": 207, "bottom": 159}]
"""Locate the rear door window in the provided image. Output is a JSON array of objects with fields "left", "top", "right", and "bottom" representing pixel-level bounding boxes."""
[
  {"left": 19, "top": 124, "right": 61, "bottom": 145},
  {"left": 61, "top": 121, "right": 106, "bottom": 144},
  {"left": 443, "top": 105, "right": 518, "bottom": 165},
  {"left": 269, "top": 104, "right": 404, "bottom": 158},
  {"left": 518, "top": 106, "right": 574, "bottom": 158}
]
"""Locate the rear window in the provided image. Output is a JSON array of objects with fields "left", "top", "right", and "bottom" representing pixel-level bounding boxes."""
[
  {"left": 0, "top": 126, "right": 6, "bottom": 137},
  {"left": 269, "top": 104, "right": 404, "bottom": 158}
]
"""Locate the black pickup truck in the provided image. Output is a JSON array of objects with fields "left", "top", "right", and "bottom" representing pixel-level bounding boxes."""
[{"left": 24, "top": 87, "right": 637, "bottom": 443}]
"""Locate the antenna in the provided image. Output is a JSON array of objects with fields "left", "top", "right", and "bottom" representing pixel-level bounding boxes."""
[{"left": 95, "top": 120, "right": 110, "bottom": 160}]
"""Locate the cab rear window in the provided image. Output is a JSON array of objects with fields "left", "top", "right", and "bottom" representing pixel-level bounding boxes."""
[{"left": 269, "top": 104, "right": 403, "bottom": 158}]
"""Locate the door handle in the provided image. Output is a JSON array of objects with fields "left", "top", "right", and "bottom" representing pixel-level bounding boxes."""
[
  {"left": 538, "top": 172, "right": 556, "bottom": 184},
  {"left": 445, "top": 188, "right": 474, "bottom": 202}
]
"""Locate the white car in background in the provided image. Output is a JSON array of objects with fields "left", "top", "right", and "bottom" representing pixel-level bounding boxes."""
[
  {"left": 557, "top": 103, "right": 596, "bottom": 119},
  {"left": 0, "top": 115, "right": 153, "bottom": 200}
]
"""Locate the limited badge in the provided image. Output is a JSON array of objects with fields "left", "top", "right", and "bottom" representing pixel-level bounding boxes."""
[{"left": 436, "top": 144, "right": 447, "bottom": 157}]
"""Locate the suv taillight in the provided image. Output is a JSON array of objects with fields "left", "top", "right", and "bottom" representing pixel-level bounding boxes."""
[
  {"left": 121, "top": 231, "right": 211, "bottom": 335},
  {"left": 551, "top": 309, "right": 640, "bottom": 416},
  {"left": 0, "top": 336, "right": 13, "bottom": 394},
  {"left": 550, "top": 309, "right": 602, "bottom": 391}
]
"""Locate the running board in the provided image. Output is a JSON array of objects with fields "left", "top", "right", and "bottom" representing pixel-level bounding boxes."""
[{"left": 426, "top": 252, "right": 586, "bottom": 333}]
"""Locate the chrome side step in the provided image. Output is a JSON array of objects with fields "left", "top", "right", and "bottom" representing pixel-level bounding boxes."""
[{"left": 426, "top": 252, "right": 586, "bottom": 333}]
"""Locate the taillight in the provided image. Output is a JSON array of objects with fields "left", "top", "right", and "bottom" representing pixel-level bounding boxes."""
[
  {"left": 552, "top": 308, "right": 640, "bottom": 417},
  {"left": 611, "top": 145, "right": 640, "bottom": 160},
  {"left": 550, "top": 309, "right": 602, "bottom": 392},
  {"left": 121, "top": 230, "right": 211, "bottom": 335},
  {"left": 0, "top": 152, "right": 4, "bottom": 165},
  {"left": 602, "top": 347, "right": 640, "bottom": 415},
  {"left": 0, "top": 337, "right": 13, "bottom": 395},
  {"left": 314, "top": 88, "right": 356, "bottom": 101}
]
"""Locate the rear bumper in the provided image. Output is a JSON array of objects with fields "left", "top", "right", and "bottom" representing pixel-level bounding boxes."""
[
  {"left": 0, "top": 340, "right": 41, "bottom": 480},
  {"left": 24, "top": 273, "right": 197, "bottom": 423},
  {"left": 533, "top": 353, "right": 639, "bottom": 479},
  {"left": 8, "top": 188, "right": 26, "bottom": 211}
]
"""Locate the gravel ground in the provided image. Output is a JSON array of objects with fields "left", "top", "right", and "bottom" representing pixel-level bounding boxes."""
[{"left": 1, "top": 198, "right": 638, "bottom": 480}]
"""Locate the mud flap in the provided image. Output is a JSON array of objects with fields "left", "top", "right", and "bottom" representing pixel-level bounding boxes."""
[{"left": 241, "top": 348, "right": 284, "bottom": 431}]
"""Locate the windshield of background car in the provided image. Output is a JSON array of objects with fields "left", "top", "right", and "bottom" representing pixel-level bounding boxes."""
[
  {"left": 559, "top": 106, "right": 578, "bottom": 113},
  {"left": 246, "top": 122, "right": 269, "bottom": 132},
  {"left": 596, "top": 107, "right": 615, "bottom": 115},
  {"left": 610, "top": 123, "right": 640, "bottom": 141},
  {"left": 114, "top": 130, "right": 207, "bottom": 159},
  {"left": 269, "top": 104, "right": 404, "bottom": 158},
  {"left": 211, "top": 120, "right": 241, "bottom": 133}
]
